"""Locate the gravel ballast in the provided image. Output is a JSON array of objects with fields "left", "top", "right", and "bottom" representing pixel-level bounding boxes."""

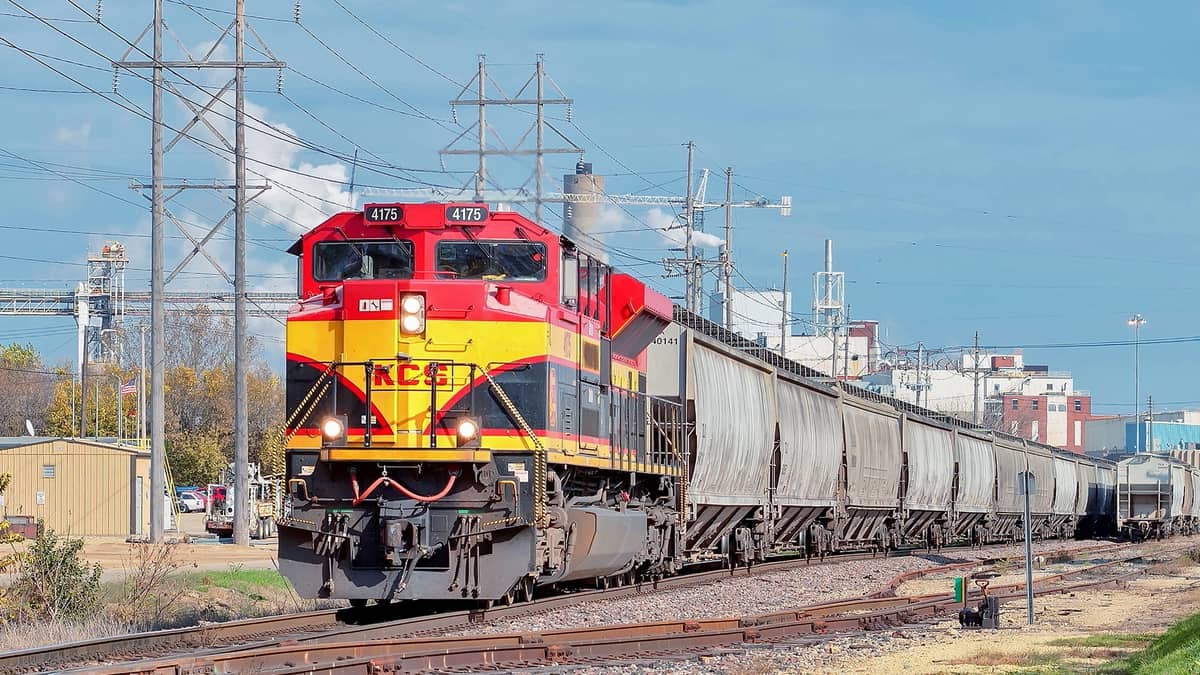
[{"left": 451, "top": 539, "right": 1098, "bottom": 637}]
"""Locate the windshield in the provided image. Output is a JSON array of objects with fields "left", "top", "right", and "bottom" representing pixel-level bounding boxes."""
[
  {"left": 312, "top": 240, "right": 414, "bottom": 281},
  {"left": 436, "top": 240, "right": 546, "bottom": 281}
]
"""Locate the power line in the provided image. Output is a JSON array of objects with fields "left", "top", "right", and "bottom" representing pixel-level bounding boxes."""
[
  {"left": 328, "top": 0, "right": 462, "bottom": 88},
  {"left": 25, "top": 1, "right": 462, "bottom": 190},
  {"left": 291, "top": 16, "right": 456, "bottom": 131}
]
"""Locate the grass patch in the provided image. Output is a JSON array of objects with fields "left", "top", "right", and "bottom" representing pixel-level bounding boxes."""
[
  {"left": 1047, "top": 634, "right": 1156, "bottom": 649},
  {"left": 1099, "top": 611, "right": 1200, "bottom": 674},
  {"left": 183, "top": 567, "right": 291, "bottom": 599}
]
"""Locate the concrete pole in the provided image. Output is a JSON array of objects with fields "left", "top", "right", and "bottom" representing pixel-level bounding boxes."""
[
  {"left": 683, "top": 141, "right": 695, "bottom": 313},
  {"left": 823, "top": 239, "right": 833, "bottom": 335},
  {"left": 232, "top": 0, "right": 250, "bottom": 546},
  {"left": 149, "top": 0, "right": 166, "bottom": 543},
  {"left": 972, "top": 330, "right": 981, "bottom": 425},
  {"left": 780, "top": 250, "right": 788, "bottom": 357},
  {"left": 723, "top": 167, "right": 733, "bottom": 330},
  {"left": 915, "top": 342, "right": 924, "bottom": 408}
]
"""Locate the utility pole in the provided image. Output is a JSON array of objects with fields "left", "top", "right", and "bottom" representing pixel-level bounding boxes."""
[
  {"left": 683, "top": 141, "right": 696, "bottom": 313},
  {"left": 722, "top": 167, "right": 733, "bottom": 330},
  {"left": 915, "top": 342, "right": 925, "bottom": 407},
  {"left": 831, "top": 313, "right": 839, "bottom": 381},
  {"left": 972, "top": 330, "right": 981, "bottom": 425},
  {"left": 231, "top": 0, "right": 250, "bottom": 547},
  {"left": 114, "top": 1, "right": 282, "bottom": 543},
  {"left": 780, "top": 250, "right": 788, "bottom": 356},
  {"left": 1147, "top": 394, "right": 1154, "bottom": 453},
  {"left": 842, "top": 305, "right": 851, "bottom": 379}
]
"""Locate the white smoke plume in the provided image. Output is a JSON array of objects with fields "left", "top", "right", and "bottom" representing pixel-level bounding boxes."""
[{"left": 643, "top": 207, "right": 725, "bottom": 250}]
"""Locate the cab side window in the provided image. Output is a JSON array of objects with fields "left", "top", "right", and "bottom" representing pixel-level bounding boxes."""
[{"left": 561, "top": 251, "right": 579, "bottom": 308}]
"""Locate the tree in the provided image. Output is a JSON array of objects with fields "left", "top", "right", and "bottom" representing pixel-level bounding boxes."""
[
  {"left": 166, "top": 435, "right": 227, "bottom": 487},
  {"left": 40, "top": 308, "right": 285, "bottom": 486},
  {"left": 0, "top": 344, "right": 60, "bottom": 436}
]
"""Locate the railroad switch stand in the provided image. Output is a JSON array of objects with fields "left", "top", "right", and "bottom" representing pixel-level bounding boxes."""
[{"left": 958, "top": 571, "right": 1002, "bottom": 629}]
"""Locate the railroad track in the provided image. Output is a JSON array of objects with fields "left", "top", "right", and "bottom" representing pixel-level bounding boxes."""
[
  {"left": 76, "top": 541, "right": 1193, "bottom": 674},
  {"left": 0, "top": 539, "right": 1121, "bottom": 673}
]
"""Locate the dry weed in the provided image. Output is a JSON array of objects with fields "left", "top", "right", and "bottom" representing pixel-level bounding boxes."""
[
  {"left": 109, "top": 542, "right": 196, "bottom": 629},
  {"left": 0, "top": 615, "right": 136, "bottom": 651}
]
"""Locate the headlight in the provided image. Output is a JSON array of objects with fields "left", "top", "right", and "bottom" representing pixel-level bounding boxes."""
[
  {"left": 457, "top": 419, "right": 478, "bottom": 440},
  {"left": 401, "top": 295, "right": 423, "bottom": 314},
  {"left": 321, "top": 417, "right": 345, "bottom": 441},
  {"left": 455, "top": 417, "right": 480, "bottom": 447},
  {"left": 400, "top": 293, "right": 425, "bottom": 335}
]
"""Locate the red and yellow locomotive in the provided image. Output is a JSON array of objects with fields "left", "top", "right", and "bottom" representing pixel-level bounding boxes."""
[{"left": 279, "top": 202, "right": 685, "bottom": 605}]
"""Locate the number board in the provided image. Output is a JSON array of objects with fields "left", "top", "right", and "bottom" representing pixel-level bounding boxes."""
[
  {"left": 363, "top": 203, "right": 404, "bottom": 224},
  {"left": 445, "top": 205, "right": 488, "bottom": 223}
]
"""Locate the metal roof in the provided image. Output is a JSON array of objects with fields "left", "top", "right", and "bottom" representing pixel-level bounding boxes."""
[{"left": 0, "top": 437, "right": 148, "bottom": 454}]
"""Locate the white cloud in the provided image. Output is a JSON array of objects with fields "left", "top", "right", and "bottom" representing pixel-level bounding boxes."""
[{"left": 53, "top": 122, "right": 91, "bottom": 146}]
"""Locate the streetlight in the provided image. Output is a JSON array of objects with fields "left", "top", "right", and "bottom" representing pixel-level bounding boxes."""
[{"left": 1127, "top": 314, "right": 1146, "bottom": 453}]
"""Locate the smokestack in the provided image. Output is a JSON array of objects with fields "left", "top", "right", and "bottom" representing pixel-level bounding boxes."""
[{"left": 563, "top": 160, "right": 607, "bottom": 260}]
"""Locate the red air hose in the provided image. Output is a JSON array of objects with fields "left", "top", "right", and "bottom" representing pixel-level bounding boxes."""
[{"left": 351, "top": 471, "right": 459, "bottom": 506}]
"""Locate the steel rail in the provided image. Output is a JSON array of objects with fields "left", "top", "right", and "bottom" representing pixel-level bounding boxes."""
[
  {"left": 85, "top": 546, "right": 1178, "bottom": 674},
  {"left": 3, "top": 540, "right": 1125, "bottom": 673}
]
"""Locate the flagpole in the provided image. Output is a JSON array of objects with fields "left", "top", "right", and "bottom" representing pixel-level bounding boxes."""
[{"left": 140, "top": 324, "right": 147, "bottom": 446}]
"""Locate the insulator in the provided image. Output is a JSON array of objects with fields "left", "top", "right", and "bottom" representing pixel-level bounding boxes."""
[
  {"left": 293, "top": 1, "right": 301, "bottom": 23},
  {"left": 276, "top": 68, "right": 284, "bottom": 94},
  {"left": 95, "top": 0, "right": 102, "bottom": 20},
  {"left": 111, "top": 67, "right": 119, "bottom": 94},
  {"left": 566, "top": 104, "right": 573, "bottom": 122},
  {"left": 450, "top": 107, "right": 457, "bottom": 125}
]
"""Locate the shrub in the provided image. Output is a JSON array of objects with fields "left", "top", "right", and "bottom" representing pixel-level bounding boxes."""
[{"left": 3, "top": 524, "right": 102, "bottom": 624}]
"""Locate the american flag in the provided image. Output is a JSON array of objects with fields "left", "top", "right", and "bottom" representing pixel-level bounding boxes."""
[{"left": 120, "top": 379, "right": 137, "bottom": 396}]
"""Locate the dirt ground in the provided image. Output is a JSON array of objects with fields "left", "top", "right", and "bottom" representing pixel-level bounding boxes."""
[{"left": 829, "top": 558, "right": 1200, "bottom": 673}]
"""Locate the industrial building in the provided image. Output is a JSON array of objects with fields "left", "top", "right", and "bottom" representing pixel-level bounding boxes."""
[
  {"left": 0, "top": 438, "right": 151, "bottom": 537},
  {"left": 1084, "top": 411, "right": 1200, "bottom": 456}
]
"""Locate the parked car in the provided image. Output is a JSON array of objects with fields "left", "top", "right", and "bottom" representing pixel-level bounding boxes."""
[{"left": 177, "top": 490, "right": 207, "bottom": 513}]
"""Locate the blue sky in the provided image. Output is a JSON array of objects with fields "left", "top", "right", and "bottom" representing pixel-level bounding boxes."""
[{"left": 0, "top": 1, "right": 1196, "bottom": 415}]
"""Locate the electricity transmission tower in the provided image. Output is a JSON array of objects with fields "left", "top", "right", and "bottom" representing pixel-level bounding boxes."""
[
  {"left": 440, "top": 54, "right": 583, "bottom": 222},
  {"left": 113, "top": 0, "right": 283, "bottom": 544}
]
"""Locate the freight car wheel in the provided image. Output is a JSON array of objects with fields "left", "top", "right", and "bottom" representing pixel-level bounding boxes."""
[
  {"left": 519, "top": 577, "right": 534, "bottom": 603},
  {"left": 348, "top": 599, "right": 368, "bottom": 609}
]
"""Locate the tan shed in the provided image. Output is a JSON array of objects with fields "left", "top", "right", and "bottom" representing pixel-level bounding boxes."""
[{"left": 0, "top": 438, "right": 150, "bottom": 537}]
